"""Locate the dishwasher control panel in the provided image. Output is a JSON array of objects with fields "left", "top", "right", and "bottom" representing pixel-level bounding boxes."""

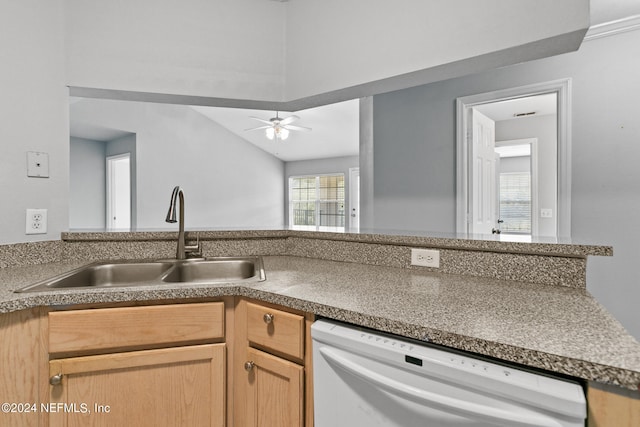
[{"left": 356, "top": 330, "right": 538, "bottom": 388}]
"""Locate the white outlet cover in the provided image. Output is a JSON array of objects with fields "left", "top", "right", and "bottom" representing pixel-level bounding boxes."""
[
  {"left": 411, "top": 248, "right": 440, "bottom": 268},
  {"left": 26, "top": 208, "right": 47, "bottom": 234},
  {"left": 27, "top": 151, "right": 49, "bottom": 178}
]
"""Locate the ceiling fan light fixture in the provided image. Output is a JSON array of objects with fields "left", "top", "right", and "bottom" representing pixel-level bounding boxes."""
[
  {"left": 265, "top": 127, "right": 275, "bottom": 140},
  {"left": 247, "top": 111, "right": 310, "bottom": 141},
  {"left": 266, "top": 125, "right": 289, "bottom": 141}
]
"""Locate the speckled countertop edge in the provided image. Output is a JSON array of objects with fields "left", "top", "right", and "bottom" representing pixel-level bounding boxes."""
[
  {"left": 1, "top": 256, "right": 637, "bottom": 390},
  {"left": 61, "top": 230, "right": 613, "bottom": 257}
]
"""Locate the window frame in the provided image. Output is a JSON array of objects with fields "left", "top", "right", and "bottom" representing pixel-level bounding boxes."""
[{"left": 288, "top": 173, "right": 346, "bottom": 232}]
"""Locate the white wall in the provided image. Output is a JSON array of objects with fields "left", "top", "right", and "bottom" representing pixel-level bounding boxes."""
[
  {"left": 496, "top": 115, "right": 557, "bottom": 236},
  {"left": 65, "top": 0, "right": 287, "bottom": 102},
  {"left": 70, "top": 99, "right": 285, "bottom": 229},
  {"left": 0, "top": 0, "right": 68, "bottom": 244},
  {"left": 285, "top": 0, "right": 588, "bottom": 102},
  {"left": 69, "top": 137, "right": 106, "bottom": 229},
  {"left": 499, "top": 156, "right": 530, "bottom": 174},
  {"left": 284, "top": 156, "right": 359, "bottom": 229},
  {"left": 65, "top": 0, "right": 588, "bottom": 106},
  {"left": 371, "top": 29, "right": 640, "bottom": 339}
]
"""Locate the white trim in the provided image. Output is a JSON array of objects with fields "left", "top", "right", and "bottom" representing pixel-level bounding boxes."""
[
  {"left": 495, "top": 138, "right": 539, "bottom": 236},
  {"left": 456, "top": 79, "right": 571, "bottom": 238},
  {"left": 348, "top": 167, "right": 360, "bottom": 232},
  {"left": 584, "top": 15, "right": 640, "bottom": 41}
]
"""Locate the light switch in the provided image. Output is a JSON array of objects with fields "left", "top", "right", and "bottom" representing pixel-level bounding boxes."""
[
  {"left": 540, "top": 208, "right": 553, "bottom": 218},
  {"left": 27, "top": 151, "right": 49, "bottom": 178}
]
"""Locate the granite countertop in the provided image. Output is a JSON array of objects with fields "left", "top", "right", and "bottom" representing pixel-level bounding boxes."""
[{"left": 1, "top": 255, "right": 638, "bottom": 390}]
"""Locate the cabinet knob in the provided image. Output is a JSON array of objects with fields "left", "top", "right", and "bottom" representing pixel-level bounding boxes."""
[
  {"left": 244, "top": 361, "right": 255, "bottom": 372},
  {"left": 263, "top": 313, "right": 274, "bottom": 324},
  {"left": 49, "top": 374, "right": 63, "bottom": 386}
]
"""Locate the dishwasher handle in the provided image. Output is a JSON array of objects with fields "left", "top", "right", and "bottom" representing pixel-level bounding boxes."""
[{"left": 319, "top": 347, "right": 562, "bottom": 427}]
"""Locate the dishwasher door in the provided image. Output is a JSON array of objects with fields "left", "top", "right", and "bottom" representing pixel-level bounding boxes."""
[{"left": 312, "top": 320, "right": 586, "bottom": 427}]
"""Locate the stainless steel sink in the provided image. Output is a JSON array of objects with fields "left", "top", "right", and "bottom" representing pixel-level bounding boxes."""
[
  {"left": 162, "top": 258, "right": 264, "bottom": 283},
  {"left": 15, "top": 256, "right": 266, "bottom": 292}
]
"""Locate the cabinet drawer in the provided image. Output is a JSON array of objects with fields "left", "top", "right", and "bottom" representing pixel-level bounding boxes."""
[
  {"left": 49, "top": 302, "right": 224, "bottom": 354},
  {"left": 246, "top": 302, "right": 304, "bottom": 360}
]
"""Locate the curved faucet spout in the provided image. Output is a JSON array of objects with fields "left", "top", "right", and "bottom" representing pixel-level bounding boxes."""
[
  {"left": 166, "top": 186, "right": 199, "bottom": 260},
  {"left": 166, "top": 186, "right": 182, "bottom": 224}
]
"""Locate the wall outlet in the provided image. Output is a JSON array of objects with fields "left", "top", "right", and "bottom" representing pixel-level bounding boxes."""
[
  {"left": 411, "top": 248, "right": 440, "bottom": 268},
  {"left": 26, "top": 209, "right": 47, "bottom": 234}
]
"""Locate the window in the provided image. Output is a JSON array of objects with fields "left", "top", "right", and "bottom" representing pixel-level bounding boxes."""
[
  {"left": 289, "top": 174, "right": 345, "bottom": 232},
  {"left": 499, "top": 172, "right": 531, "bottom": 234}
]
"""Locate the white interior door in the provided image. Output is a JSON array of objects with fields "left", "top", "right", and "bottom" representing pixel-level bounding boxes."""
[
  {"left": 470, "top": 109, "right": 497, "bottom": 234},
  {"left": 106, "top": 153, "right": 131, "bottom": 230}
]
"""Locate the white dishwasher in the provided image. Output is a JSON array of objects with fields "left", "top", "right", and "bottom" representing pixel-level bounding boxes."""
[{"left": 312, "top": 319, "right": 586, "bottom": 427}]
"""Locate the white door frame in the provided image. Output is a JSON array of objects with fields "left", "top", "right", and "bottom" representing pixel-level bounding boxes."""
[{"left": 456, "top": 79, "right": 572, "bottom": 238}]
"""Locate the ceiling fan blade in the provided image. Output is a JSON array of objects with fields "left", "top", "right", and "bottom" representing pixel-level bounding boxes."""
[
  {"left": 249, "top": 116, "right": 274, "bottom": 125},
  {"left": 279, "top": 115, "right": 300, "bottom": 125},
  {"left": 245, "top": 125, "right": 272, "bottom": 131},
  {"left": 284, "top": 124, "right": 312, "bottom": 132}
]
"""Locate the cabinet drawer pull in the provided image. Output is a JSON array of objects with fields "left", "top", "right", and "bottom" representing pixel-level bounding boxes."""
[
  {"left": 50, "top": 373, "right": 63, "bottom": 386},
  {"left": 244, "top": 361, "right": 255, "bottom": 372},
  {"left": 263, "top": 313, "right": 274, "bottom": 324}
]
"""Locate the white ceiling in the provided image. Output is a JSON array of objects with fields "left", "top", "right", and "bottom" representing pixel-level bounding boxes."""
[
  {"left": 191, "top": 99, "right": 360, "bottom": 162},
  {"left": 473, "top": 93, "right": 557, "bottom": 122},
  {"left": 590, "top": 0, "right": 640, "bottom": 25}
]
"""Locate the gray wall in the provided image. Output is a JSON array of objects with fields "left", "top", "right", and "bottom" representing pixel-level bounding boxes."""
[
  {"left": 284, "top": 156, "right": 359, "bottom": 229},
  {"left": 70, "top": 99, "right": 285, "bottom": 229},
  {"left": 372, "top": 29, "right": 640, "bottom": 339},
  {"left": 69, "top": 137, "right": 106, "bottom": 229},
  {"left": 496, "top": 114, "right": 557, "bottom": 236}
]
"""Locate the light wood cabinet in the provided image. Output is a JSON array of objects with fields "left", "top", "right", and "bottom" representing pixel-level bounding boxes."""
[
  {"left": 234, "top": 299, "right": 314, "bottom": 427},
  {"left": 0, "top": 308, "right": 47, "bottom": 427},
  {"left": 246, "top": 301, "right": 305, "bottom": 361},
  {"left": 245, "top": 347, "right": 304, "bottom": 427},
  {"left": 588, "top": 381, "right": 640, "bottom": 427},
  {"left": 49, "top": 344, "right": 225, "bottom": 427},
  {"left": 47, "top": 302, "right": 227, "bottom": 427}
]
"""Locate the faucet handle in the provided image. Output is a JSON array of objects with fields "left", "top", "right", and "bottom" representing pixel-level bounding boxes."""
[{"left": 185, "top": 234, "right": 203, "bottom": 257}]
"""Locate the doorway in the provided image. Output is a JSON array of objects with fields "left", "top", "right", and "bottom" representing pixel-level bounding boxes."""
[
  {"left": 494, "top": 138, "right": 538, "bottom": 236},
  {"left": 349, "top": 167, "right": 360, "bottom": 232},
  {"left": 456, "top": 79, "right": 572, "bottom": 238},
  {"left": 106, "top": 153, "right": 131, "bottom": 230}
]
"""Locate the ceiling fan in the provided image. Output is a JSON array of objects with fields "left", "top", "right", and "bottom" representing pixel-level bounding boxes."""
[{"left": 245, "top": 112, "right": 311, "bottom": 141}]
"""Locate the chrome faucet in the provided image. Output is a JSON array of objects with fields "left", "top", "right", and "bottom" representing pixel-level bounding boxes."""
[{"left": 165, "top": 186, "right": 201, "bottom": 259}]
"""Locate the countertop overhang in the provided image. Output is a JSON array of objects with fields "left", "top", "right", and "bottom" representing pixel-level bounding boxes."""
[{"left": 0, "top": 255, "right": 638, "bottom": 391}]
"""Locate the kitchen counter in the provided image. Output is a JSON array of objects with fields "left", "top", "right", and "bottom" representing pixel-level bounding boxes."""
[{"left": 0, "top": 255, "right": 638, "bottom": 390}]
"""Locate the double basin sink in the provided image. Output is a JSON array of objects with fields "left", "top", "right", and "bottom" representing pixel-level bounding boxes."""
[{"left": 15, "top": 256, "right": 265, "bottom": 293}]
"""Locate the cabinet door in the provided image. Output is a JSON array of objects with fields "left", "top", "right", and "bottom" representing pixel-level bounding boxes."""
[
  {"left": 49, "top": 344, "right": 225, "bottom": 427},
  {"left": 245, "top": 347, "right": 304, "bottom": 427}
]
